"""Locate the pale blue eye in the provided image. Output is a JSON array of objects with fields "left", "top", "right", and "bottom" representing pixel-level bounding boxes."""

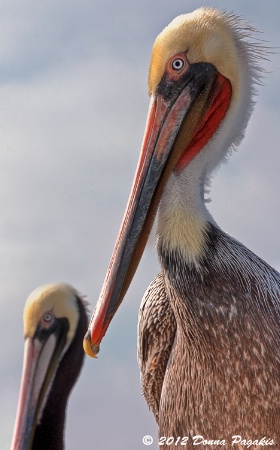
[
  {"left": 172, "top": 58, "right": 184, "bottom": 71},
  {"left": 44, "top": 313, "right": 52, "bottom": 322}
]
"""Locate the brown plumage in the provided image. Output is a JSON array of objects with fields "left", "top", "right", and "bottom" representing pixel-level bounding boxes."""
[
  {"left": 138, "top": 273, "right": 176, "bottom": 423},
  {"left": 138, "top": 226, "right": 280, "bottom": 445}
]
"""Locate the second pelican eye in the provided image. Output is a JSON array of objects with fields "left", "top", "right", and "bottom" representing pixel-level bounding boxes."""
[
  {"left": 44, "top": 312, "right": 53, "bottom": 323},
  {"left": 39, "top": 310, "right": 55, "bottom": 332},
  {"left": 172, "top": 58, "right": 185, "bottom": 71}
]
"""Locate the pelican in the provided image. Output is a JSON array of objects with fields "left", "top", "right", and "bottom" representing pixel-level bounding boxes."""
[
  {"left": 84, "top": 7, "right": 280, "bottom": 446},
  {"left": 11, "top": 283, "right": 88, "bottom": 450}
]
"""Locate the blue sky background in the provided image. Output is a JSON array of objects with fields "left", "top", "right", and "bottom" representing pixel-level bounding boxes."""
[{"left": 1, "top": 1, "right": 280, "bottom": 449}]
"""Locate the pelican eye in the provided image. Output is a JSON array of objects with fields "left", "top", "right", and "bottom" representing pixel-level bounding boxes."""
[
  {"left": 38, "top": 310, "right": 55, "bottom": 333},
  {"left": 43, "top": 312, "right": 53, "bottom": 323},
  {"left": 172, "top": 58, "right": 185, "bottom": 71}
]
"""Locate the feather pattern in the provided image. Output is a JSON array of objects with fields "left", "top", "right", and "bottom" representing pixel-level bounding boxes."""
[
  {"left": 138, "top": 224, "right": 280, "bottom": 447},
  {"left": 138, "top": 273, "right": 176, "bottom": 422}
]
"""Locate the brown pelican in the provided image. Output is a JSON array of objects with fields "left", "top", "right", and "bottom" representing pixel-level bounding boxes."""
[
  {"left": 11, "top": 283, "right": 88, "bottom": 450},
  {"left": 84, "top": 6, "right": 280, "bottom": 446}
]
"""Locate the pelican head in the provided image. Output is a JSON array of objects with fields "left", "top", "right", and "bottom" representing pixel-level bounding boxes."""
[
  {"left": 84, "top": 7, "right": 264, "bottom": 357},
  {"left": 11, "top": 283, "right": 88, "bottom": 450}
]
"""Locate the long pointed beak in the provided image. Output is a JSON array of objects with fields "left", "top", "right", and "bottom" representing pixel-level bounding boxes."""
[
  {"left": 11, "top": 333, "right": 66, "bottom": 450},
  {"left": 84, "top": 62, "right": 231, "bottom": 357}
]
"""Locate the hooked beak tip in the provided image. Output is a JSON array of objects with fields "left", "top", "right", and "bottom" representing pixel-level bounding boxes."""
[{"left": 83, "top": 331, "right": 100, "bottom": 358}]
